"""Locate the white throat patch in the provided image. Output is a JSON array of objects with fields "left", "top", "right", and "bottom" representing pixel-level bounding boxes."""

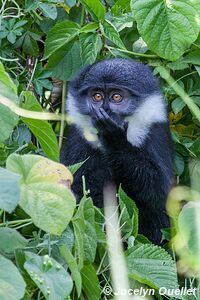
[{"left": 67, "top": 93, "right": 167, "bottom": 148}]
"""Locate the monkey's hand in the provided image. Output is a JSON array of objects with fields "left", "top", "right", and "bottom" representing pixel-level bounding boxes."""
[{"left": 92, "top": 107, "right": 128, "bottom": 149}]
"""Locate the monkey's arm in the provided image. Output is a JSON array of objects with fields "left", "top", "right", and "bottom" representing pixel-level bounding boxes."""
[
  {"left": 93, "top": 108, "right": 173, "bottom": 243},
  {"left": 92, "top": 107, "right": 172, "bottom": 206}
]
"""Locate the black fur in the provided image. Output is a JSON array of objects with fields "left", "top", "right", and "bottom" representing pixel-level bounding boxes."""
[{"left": 61, "top": 58, "right": 174, "bottom": 244}]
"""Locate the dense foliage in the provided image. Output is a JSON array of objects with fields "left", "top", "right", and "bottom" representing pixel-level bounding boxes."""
[{"left": 0, "top": 0, "right": 200, "bottom": 299}]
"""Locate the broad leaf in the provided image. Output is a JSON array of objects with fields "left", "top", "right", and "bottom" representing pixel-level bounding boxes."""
[
  {"left": 0, "top": 63, "right": 19, "bottom": 142},
  {"left": 44, "top": 20, "right": 80, "bottom": 59},
  {"left": 131, "top": 0, "right": 200, "bottom": 60},
  {"left": 100, "top": 20, "right": 126, "bottom": 49},
  {"left": 6, "top": 154, "right": 76, "bottom": 235},
  {"left": 80, "top": 33, "right": 102, "bottom": 65},
  {"left": 0, "top": 228, "right": 27, "bottom": 253},
  {"left": 21, "top": 91, "right": 59, "bottom": 162},
  {"left": 24, "top": 252, "right": 73, "bottom": 300},
  {"left": 0, "top": 167, "right": 20, "bottom": 213},
  {"left": 0, "top": 254, "right": 26, "bottom": 300},
  {"left": 39, "top": 3, "right": 57, "bottom": 20},
  {"left": 127, "top": 244, "right": 179, "bottom": 292},
  {"left": 46, "top": 41, "right": 82, "bottom": 80},
  {"left": 80, "top": 0, "right": 106, "bottom": 21}
]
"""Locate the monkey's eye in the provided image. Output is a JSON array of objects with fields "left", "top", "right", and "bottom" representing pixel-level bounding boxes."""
[
  {"left": 112, "top": 93, "right": 123, "bottom": 102},
  {"left": 93, "top": 93, "right": 103, "bottom": 102}
]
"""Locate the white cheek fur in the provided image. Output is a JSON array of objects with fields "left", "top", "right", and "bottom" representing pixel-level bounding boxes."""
[
  {"left": 67, "top": 93, "right": 101, "bottom": 147},
  {"left": 125, "top": 94, "right": 167, "bottom": 147},
  {"left": 67, "top": 93, "right": 167, "bottom": 148}
]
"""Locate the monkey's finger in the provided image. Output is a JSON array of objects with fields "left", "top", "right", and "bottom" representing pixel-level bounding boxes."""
[{"left": 99, "top": 108, "right": 118, "bottom": 128}]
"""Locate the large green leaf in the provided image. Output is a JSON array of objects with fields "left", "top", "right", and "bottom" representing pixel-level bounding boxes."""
[
  {"left": 131, "top": 0, "right": 200, "bottom": 61},
  {"left": 0, "top": 63, "right": 19, "bottom": 143},
  {"left": 0, "top": 254, "right": 26, "bottom": 300},
  {"left": 127, "top": 244, "right": 179, "bottom": 293},
  {"left": 46, "top": 41, "right": 82, "bottom": 80},
  {"left": 6, "top": 154, "right": 76, "bottom": 235},
  {"left": 0, "top": 167, "right": 20, "bottom": 213},
  {"left": 21, "top": 91, "right": 59, "bottom": 162},
  {"left": 80, "top": 0, "right": 106, "bottom": 21},
  {"left": 80, "top": 33, "right": 102, "bottom": 66},
  {"left": 44, "top": 20, "right": 80, "bottom": 59},
  {"left": 24, "top": 252, "right": 73, "bottom": 300}
]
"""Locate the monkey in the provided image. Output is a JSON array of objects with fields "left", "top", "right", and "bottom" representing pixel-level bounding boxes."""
[{"left": 61, "top": 58, "right": 174, "bottom": 244}]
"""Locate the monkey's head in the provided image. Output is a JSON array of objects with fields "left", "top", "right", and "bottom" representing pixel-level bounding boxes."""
[{"left": 67, "top": 58, "right": 167, "bottom": 146}]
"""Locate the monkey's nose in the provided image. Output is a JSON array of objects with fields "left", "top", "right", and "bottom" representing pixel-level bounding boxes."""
[{"left": 103, "top": 105, "right": 111, "bottom": 114}]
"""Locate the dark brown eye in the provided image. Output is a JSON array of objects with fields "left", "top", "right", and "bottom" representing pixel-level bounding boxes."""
[
  {"left": 93, "top": 93, "right": 103, "bottom": 102},
  {"left": 112, "top": 93, "right": 122, "bottom": 102}
]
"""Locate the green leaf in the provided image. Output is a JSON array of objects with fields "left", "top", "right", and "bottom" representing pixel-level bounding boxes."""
[
  {"left": 131, "top": 0, "right": 200, "bottom": 61},
  {"left": 80, "top": 33, "right": 102, "bottom": 65},
  {"left": 0, "top": 228, "right": 27, "bottom": 253},
  {"left": 6, "top": 154, "right": 76, "bottom": 235},
  {"left": 23, "top": 34, "right": 39, "bottom": 56},
  {"left": 118, "top": 187, "right": 138, "bottom": 238},
  {"left": 46, "top": 41, "right": 82, "bottom": 80},
  {"left": 175, "top": 202, "right": 200, "bottom": 271},
  {"left": 171, "top": 97, "right": 186, "bottom": 114},
  {"left": 100, "top": 20, "right": 126, "bottom": 49},
  {"left": 44, "top": 20, "right": 80, "bottom": 59},
  {"left": 0, "top": 63, "right": 19, "bottom": 143},
  {"left": 174, "top": 152, "right": 185, "bottom": 176},
  {"left": 68, "top": 159, "right": 87, "bottom": 175},
  {"left": 39, "top": 3, "right": 57, "bottom": 20},
  {"left": 184, "top": 50, "right": 200, "bottom": 66},
  {"left": 190, "top": 159, "right": 200, "bottom": 193},
  {"left": 81, "top": 264, "right": 100, "bottom": 300},
  {"left": 111, "top": 0, "right": 131, "bottom": 15},
  {"left": 21, "top": 91, "right": 59, "bottom": 162},
  {"left": 72, "top": 210, "right": 85, "bottom": 270},
  {"left": 0, "top": 167, "right": 20, "bottom": 213},
  {"left": 59, "top": 245, "right": 82, "bottom": 297},
  {"left": 24, "top": 252, "right": 73, "bottom": 300},
  {"left": 0, "top": 254, "right": 26, "bottom": 300},
  {"left": 25, "top": 0, "right": 39, "bottom": 12},
  {"left": 80, "top": 0, "right": 106, "bottom": 21},
  {"left": 65, "top": 0, "right": 77, "bottom": 7},
  {"left": 7, "top": 32, "right": 17, "bottom": 44},
  {"left": 190, "top": 137, "right": 200, "bottom": 158},
  {"left": 127, "top": 244, "right": 179, "bottom": 292},
  {"left": 80, "top": 22, "right": 99, "bottom": 33},
  {"left": 82, "top": 198, "right": 97, "bottom": 263}
]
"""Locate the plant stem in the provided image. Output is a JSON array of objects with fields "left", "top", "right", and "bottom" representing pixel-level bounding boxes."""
[
  {"left": 0, "top": 94, "right": 69, "bottom": 122},
  {"left": 59, "top": 81, "right": 67, "bottom": 150},
  {"left": 106, "top": 46, "right": 158, "bottom": 58},
  {"left": 0, "top": 218, "right": 32, "bottom": 227}
]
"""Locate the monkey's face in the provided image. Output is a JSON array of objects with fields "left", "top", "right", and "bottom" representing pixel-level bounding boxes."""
[
  {"left": 68, "top": 58, "right": 160, "bottom": 127},
  {"left": 79, "top": 86, "right": 138, "bottom": 123}
]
